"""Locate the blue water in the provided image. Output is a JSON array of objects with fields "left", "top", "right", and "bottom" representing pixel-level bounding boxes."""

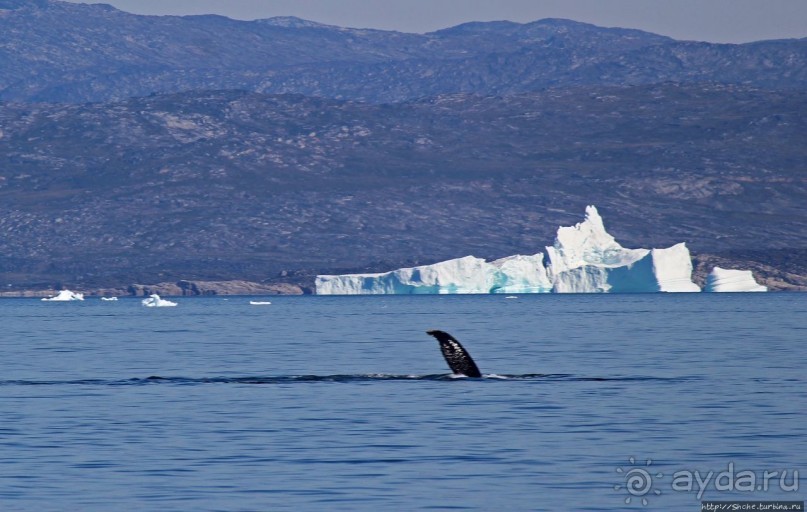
[{"left": 1, "top": 294, "right": 804, "bottom": 511}]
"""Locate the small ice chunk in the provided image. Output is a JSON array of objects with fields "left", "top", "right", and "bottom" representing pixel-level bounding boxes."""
[
  {"left": 141, "top": 294, "right": 178, "bottom": 307},
  {"left": 42, "top": 290, "right": 84, "bottom": 301}
]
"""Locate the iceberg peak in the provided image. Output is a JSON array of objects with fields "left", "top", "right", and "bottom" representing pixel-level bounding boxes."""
[
  {"left": 546, "top": 205, "right": 648, "bottom": 278},
  {"left": 546, "top": 208, "right": 699, "bottom": 293}
]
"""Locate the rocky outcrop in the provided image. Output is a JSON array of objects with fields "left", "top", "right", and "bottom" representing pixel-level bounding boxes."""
[{"left": 126, "top": 280, "right": 304, "bottom": 296}]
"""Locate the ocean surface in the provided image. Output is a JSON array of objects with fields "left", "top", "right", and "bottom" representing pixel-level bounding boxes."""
[{"left": 1, "top": 294, "right": 804, "bottom": 511}]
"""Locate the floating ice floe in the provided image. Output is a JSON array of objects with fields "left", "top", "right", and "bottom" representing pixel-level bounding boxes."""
[
  {"left": 100, "top": 297, "right": 119, "bottom": 301},
  {"left": 41, "top": 290, "right": 84, "bottom": 301},
  {"left": 141, "top": 294, "right": 178, "bottom": 307},
  {"left": 704, "top": 267, "right": 767, "bottom": 292},
  {"left": 249, "top": 301, "right": 272, "bottom": 305}
]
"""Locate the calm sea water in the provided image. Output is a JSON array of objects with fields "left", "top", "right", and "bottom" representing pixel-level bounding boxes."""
[{"left": 0, "top": 294, "right": 804, "bottom": 511}]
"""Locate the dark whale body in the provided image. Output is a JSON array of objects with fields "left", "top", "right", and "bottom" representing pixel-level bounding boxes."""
[{"left": 426, "top": 330, "right": 482, "bottom": 378}]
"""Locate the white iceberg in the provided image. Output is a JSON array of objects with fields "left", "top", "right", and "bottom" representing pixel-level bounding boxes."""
[
  {"left": 315, "top": 205, "right": 705, "bottom": 295},
  {"left": 41, "top": 290, "right": 84, "bottom": 301},
  {"left": 315, "top": 253, "right": 551, "bottom": 295},
  {"left": 141, "top": 294, "right": 178, "bottom": 307},
  {"left": 704, "top": 267, "right": 767, "bottom": 292},
  {"left": 100, "top": 297, "right": 119, "bottom": 301}
]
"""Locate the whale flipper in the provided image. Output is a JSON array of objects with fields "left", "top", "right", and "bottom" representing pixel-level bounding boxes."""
[{"left": 426, "top": 330, "right": 482, "bottom": 378}]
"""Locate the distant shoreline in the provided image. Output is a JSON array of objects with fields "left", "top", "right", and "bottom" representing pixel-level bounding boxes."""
[
  {"left": 2, "top": 276, "right": 805, "bottom": 298},
  {"left": 0, "top": 280, "right": 307, "bottom": 298},
  {"left": 2, "top": 253, "right": 805, "bottom": 299}
]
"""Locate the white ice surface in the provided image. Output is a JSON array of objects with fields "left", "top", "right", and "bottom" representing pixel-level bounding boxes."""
[
  {"left": 141, "top": 294, "right": 178, "bottom": 307},
  {"left": 41, "top": 290, "right": 84, "bottom": 301},
  {"left": 704, "top": 266, "right": 767, "bottom": 292},
  {"left": 316, "top": 254, "right": 551, "bottom": 295}
]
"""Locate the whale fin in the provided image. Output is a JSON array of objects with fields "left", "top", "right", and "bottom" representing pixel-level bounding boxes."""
[{"left": 426, "top": 330, "right": 482, "bottom": 378}]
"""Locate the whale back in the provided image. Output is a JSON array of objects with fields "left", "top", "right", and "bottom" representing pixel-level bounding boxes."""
[{"left": 426, "top": 330, "right": 482, "bottom": 378}]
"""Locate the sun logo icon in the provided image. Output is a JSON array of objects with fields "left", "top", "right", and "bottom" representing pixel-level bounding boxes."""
[{"left": 615, "top": 457, "right": 664, "bottom": 506}]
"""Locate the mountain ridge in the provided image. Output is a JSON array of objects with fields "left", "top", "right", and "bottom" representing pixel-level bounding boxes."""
[{"left": 1, "top": 0, "right": 805, "bottom": 103}]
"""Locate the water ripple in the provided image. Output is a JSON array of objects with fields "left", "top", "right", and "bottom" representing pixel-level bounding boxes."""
[{"left": 0, "top": 373, "right": 695, "bottom": 386}]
